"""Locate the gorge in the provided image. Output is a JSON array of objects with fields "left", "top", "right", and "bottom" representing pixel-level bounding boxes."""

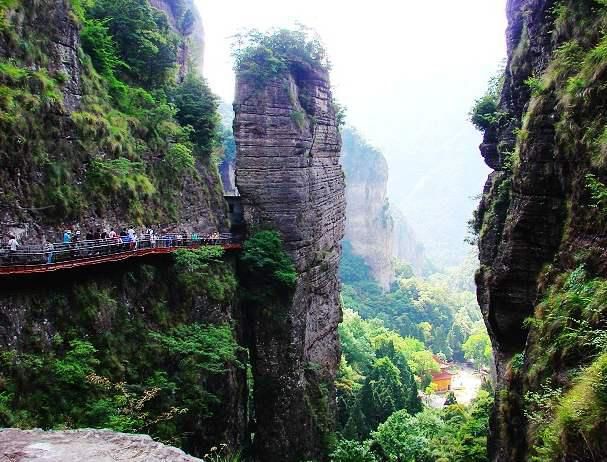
[{"left": 1, "top": 0, "right": 607, "bottom": 462}]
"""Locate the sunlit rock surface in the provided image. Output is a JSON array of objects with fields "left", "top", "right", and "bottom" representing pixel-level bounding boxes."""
[{"left": 0, "top": 429, "right": 202, "bottom": 461}]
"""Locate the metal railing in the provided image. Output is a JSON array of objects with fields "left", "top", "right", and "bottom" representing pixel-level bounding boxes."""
[{"left": 0, "top": 233, "right": 240, "bottom": 268}]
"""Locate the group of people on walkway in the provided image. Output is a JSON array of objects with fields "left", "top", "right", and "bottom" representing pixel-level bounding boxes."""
[{"left": 2, "top": 226, "right": 226, "bottom": 266}]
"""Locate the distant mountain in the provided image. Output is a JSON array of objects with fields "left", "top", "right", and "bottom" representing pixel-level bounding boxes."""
[{"left": 341, "top": 128, "right": 430, "bottom": 287}]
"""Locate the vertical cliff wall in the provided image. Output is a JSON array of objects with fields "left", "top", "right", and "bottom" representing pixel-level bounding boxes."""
[
  {"left": 148, "top": 0, "right": 205, "bottom": 78},
  {"left": 0, "top": 0, "right": 226, "bottom": 245},
  {"left": 476, "top": 0, "right": 607, "bottom": 460},
  {"left": 234, "top": 57, "right": 345, "bottom": 461},
  {"left": 341, "top": 128, "right": 394, "bottom": 289},
  {"left": 0, "top": 0, "right": 244, "bottom": 457},
  {"left": 392, "top": 207, "right": 427, "bottom": 276}
]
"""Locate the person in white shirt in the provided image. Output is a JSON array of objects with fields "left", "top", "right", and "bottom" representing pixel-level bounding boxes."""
[
  {"left": 7, "top": 235, "right": 18, "bottom": 263},
  {"left": 8, "top": 236, "right": 18, "bottom": 251}
]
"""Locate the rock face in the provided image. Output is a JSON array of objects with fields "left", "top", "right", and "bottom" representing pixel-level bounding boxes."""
[
  {"left": 0, "top": 1, "right": 243, "bottom": 457},
  {"left": 476, "top": 1, "right": 607, "bottom": 460},
  {"left": 0, "top": 259, "right": 247, "bottom": 456},
  {"left": 392, "top": 207, "right": 427, "bottom": 276},
  {"left": 234, "top": 59, "right": 346, "bottom": 461},
  {"left": 0, "top": 0, "right": 226, "bottom": 246},
  {"left": 341, "top": 128, "right": 394, "bottom": 289},
  {"left": 148, "top": 0, "right": 205, "bottom": 78},
  {"left": 0, "top": 428, "right": 203, "bottom": 461}
]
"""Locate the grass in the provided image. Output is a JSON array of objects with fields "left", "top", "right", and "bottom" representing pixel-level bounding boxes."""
[{"left": 530, "top": 353, "right": 607, "bottom": 461}]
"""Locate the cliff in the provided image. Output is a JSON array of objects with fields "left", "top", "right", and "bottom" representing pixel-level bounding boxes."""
[
  {"left": 475, "top": 0, "right": 607, "bottom": 460},
  {"left": 0, "top": 0, "right": 244, "bottom": 457},
  {"left": 147, "top": 0, "right": 205, "bottom": 79},
  {"left": 0, "top": 0, "right": 226, "bottom": 246},
  {"left": 234, "top": 36, "right": 346, "bottom": 461},
  {"left": 341, "top": 128, "right": 395, "bottom": 289},
  {"left": 392, "top": 206, "right": 427, "bottom": 276}
]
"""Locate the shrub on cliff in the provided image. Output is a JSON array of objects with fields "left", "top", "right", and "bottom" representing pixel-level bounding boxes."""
[
  {"left": 240, "top": 230, "right": 297, "bottom": 288},
  {"left": 85, "top": 0, "right": 179, "bottom": 88},
  {"left": 232, "top": 26, "right": 329, "bottom": 85},
  {"left": 174, "top": 247, "right": 237, "bottom": 302},
  {"left": 1, "top": 0, "right": 223, "bottom": 225},
  {"left": 469, "top": 69, "right": 505, "bottom": 132}
]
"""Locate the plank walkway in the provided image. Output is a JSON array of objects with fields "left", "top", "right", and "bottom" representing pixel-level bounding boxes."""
[{"left": 0, "top": 235, "right": 241, "bottom": 276}]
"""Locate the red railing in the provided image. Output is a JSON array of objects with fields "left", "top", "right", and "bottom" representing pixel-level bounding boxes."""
[{"left": 0, "top": 234, "right": 242, "bottom": 276}]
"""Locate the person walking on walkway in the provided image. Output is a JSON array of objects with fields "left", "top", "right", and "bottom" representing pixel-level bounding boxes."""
[
  {"left": 63, "top": 230, "right": 71, "bottom": 243},
  {"left": 44, "top": 241, "right": 54, "bottom": 264},
  {"left": 150, "top": 231, "right": 157, "bottom": 248},
  {"left": 8, "top": 235, "right": 18, "bottom": 263}
]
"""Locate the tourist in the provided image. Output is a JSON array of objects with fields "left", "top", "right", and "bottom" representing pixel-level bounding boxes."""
[
  {"left": 8, "top": 235, "right": 18, "bottom": 262},
  {"left": 72, "top": 230, "right": 82, "bottom": 257},
  {"left": 86, "top": 230, "right": 94, "bottom": 241},
  {"left": 137, "top": 228, "right": 150, "bottom": 247},
  {"left": 63, "top": 229, "right": 71, "bottom": 243},
  {"left": 108, "top": 228, "right": 117, "bottom": 239},
  {"left": 150, "top": 231, "right": 157, "bottom": 248},
  {"left": 112, "top": 230, "right": 121, "bottom": 253},
  {"left": 44, "top": 241, "right": 54, "bottom": 264}
]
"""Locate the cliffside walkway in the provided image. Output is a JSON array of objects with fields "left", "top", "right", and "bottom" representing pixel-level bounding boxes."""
[{"left": 0, "top": 233, "right": 242, "bottom": 276}]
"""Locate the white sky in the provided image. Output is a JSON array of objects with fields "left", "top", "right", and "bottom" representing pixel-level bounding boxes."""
[{"left": 196, "top": 0, "right": 508, "bottom": 263}]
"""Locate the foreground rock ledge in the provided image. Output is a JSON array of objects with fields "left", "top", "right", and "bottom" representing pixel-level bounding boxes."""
[{"left": 0, "top": 428, "right": 202, "bottom": 461}]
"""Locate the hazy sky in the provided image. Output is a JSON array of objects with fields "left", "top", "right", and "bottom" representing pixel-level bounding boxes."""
[{"left": 196, "top": 0, "right": 508, "bottom": 264}]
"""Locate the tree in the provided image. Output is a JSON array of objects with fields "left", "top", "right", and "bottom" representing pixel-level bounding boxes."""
[
  {"left": 87, "top": 0, "right": 179, "bottom": 87},
  {"left": 232, "top": 26, "right": 329, "bottom": 84},
  {"left": 444, "top": 391, "right": 458, "bottom": 406},
  {"left": 330, "top": 439, "right": 377, "bottom": 462},
  {"left": 375, "top": 340, "right": 422, "bottom": 414},
  {"left": 469, "top": 69, "right": 504, "bottom": 132},
  {"left": 371, "top": 409, "right": 445, "bottom": 462},
  {"left": 172, "top": 73, "right": 220, "bottom": 157},
  {"left": 240, "top": 230, "right": 297, "bottom": 288},
  {"left": 355, "top": 357, "right": 408, "bottom": 437},
  {"left": 462, "top": 331, "right": 492, "bottom": 370}
]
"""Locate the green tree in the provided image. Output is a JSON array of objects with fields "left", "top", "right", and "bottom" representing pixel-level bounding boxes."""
[
  {"left": 469, "top": 69, "right": 504, "bottom": 132},
  {"left": 81, "top": 17, "right": 126, "bottom": 77},
  {"left": 375, "top": 340, "right": 422, "bottom": 414},
  {"left": 355, "top": 357, "right": 408, "bottom": 437},
  {"left": 87, "top": 0, "right": 179, "bottom": 87},
  {"left": 330, "top": 439, "right": 377, "bottom": 462},
  {"left": 232, "top": 26, "right": 329, "bottom": 84},
  {"left": 462, "top": 331, "right": 492, "bottom": 370},
  {"left": 172, "top": 73, "right": 220, "bottom": 157},
  {"left": 371, "top": 409, "right": 445, "bottom": 462},
  {"left": 240, "top": 230, "right": 297, "bottom": 288}
]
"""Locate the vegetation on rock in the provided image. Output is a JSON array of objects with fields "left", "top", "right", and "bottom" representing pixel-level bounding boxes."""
[
  {"left": 0, "top": 263, "right": 243, "bottom": 451},
  {"left": 232, "top": 26, "right": 329, "bottom": 85},
  {"left": 0, "top": 0, "right": 221, "bottom": 225}
]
